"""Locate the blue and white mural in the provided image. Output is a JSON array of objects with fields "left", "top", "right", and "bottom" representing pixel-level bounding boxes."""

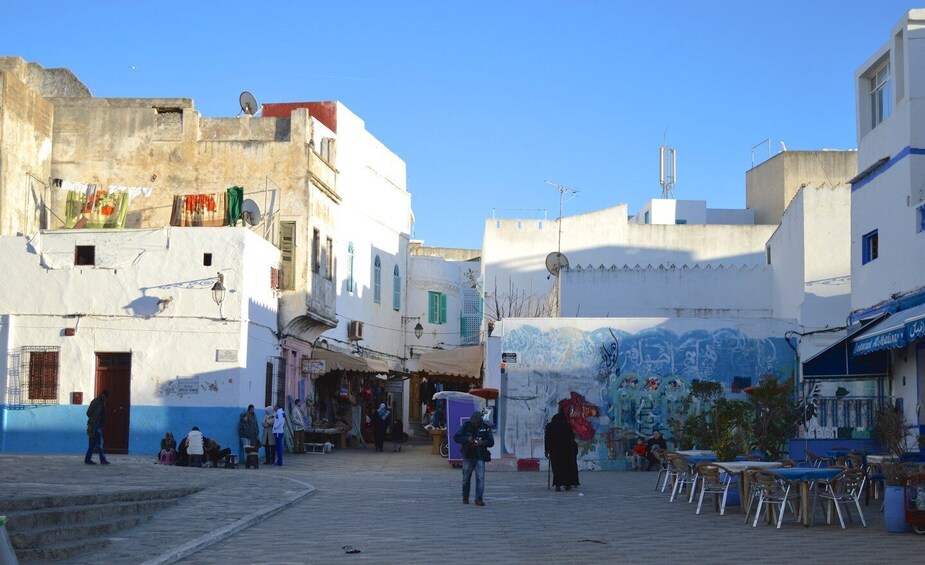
[{"left": 497, "top": 318, "right": 797, "bottom": 469}]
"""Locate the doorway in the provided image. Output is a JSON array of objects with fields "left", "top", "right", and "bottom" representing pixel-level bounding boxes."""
[{"left": 95, "top": 352, "right": 132, "bottom": 454}]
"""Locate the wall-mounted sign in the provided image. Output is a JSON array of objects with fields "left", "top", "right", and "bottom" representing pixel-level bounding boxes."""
[
  {"left": 501, "top": 352, "right": 518, "bottom": 364},
  {"left": 302, "top": 359, "right": 326, "bottom": 374},
  {"left": 216, "top": 349, "right": 238, "bottom": 363}
]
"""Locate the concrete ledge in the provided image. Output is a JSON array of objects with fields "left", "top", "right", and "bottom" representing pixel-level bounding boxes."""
[{"left": 139, "top": 478, "right": 316, "bottom": 565}]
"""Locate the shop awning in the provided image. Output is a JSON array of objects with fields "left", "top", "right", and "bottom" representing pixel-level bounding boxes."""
[
  {"left": 311, "top": 348, "right": 391, "bottom": 375},
  {"left": 802, "top": 319, "right": 889, "bottom": 379},
  {"left": 852, "top": 303, "right": 925, "bottom": 356},
  {"left": 417, "top": 346, "right": 483, "bottom": 382}
]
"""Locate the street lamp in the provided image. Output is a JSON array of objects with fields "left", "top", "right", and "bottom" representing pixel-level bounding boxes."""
[
  {"left": 212, "top": 272, "right": 226, "bottom": 319},
  {"left": 414, "top": 322, "right": 423, "bottom": 339}
]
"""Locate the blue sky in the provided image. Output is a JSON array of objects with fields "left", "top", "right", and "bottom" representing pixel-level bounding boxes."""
[{"left": 2, "top": 1, "right": 920, "bottom": 249}]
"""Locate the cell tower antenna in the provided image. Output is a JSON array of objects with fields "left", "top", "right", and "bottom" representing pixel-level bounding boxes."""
[
  {"left": 659, "top": 131, "right": 677, "bottom": 199},
  {"left": 544, "top": 179, "right": 579, "bottom": 255}
]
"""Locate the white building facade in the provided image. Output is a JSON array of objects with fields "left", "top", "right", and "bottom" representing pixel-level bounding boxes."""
[{"left": 0, "top": 228, "right": 280, "bottom": 455}]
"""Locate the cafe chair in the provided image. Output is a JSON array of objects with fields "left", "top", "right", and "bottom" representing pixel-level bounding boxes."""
[
  {"left": 668, "top": 456, "right": 694, "bottom": 502},
  {"left": 804, "top": 449, "right": 831, "bottom": 468},
  {"left": 751, "top": 471, "right": 797, "bottom": 529},
  {"left": 654, "top": 449, "right": 675, "bottom": 492},
  {"left": 846, "top": 452, "right": 865, "bottom": 470},
  {"left": 811, "top": 467, "right": 867, "bottom": 529},
  {"left": 694, "top": 463, "right": 732, "bottom": 515},
  {"left": 742, "top": 468, "right": 764, "bottom": 525},
  {"left": 865, "top": 462, "right": 884, "bottom": 506},
  {"left": 775, "top": 459, "right": 797, "bottom": 469}
]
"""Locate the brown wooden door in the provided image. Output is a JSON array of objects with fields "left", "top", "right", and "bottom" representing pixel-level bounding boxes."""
[
  {"left": 95, "top": 352, "right": 132, "bottom": 454},
  {"left": 410, "top": 377, "right": 421, "bottom": 422}
]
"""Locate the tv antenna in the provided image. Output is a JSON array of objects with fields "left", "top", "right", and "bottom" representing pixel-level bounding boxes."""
[
  {"left": 659, "top": 130, "right": 676, "bottom": 199},
  {"left": 544, "top": 180, "right": 579, "bottom": 256},
  {"left": 239, "top": 91, "right": 260, "bottom": 116},
  {"left": 240, "top": 199, "right": 263, "bottom": 226}
]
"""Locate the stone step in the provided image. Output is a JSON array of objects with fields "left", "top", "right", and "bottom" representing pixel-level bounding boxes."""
[
  {"left": 5, "top": 497, "right": 179, "bottom": 531},
  {"left": 10, "top": 514, "right": 152, "bottom": 549},
  {"left": 2, "top": 486, "right": 200, "bottom": 513},
  {"left": 15, "top": 537, "right": 110, "bottom": 563}
]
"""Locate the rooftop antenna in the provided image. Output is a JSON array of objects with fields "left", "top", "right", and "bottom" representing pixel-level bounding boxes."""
[
  {"left": 544, "top": 179, "right": 579, "bottom": 256},
  {"left": 239, "top": 91, "right": 260, "bottom": 116},
  {"left": 659, "top": 129, "right": 676, "bottom": 199}
]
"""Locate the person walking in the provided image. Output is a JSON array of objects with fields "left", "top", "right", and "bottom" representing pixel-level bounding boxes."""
[
  {"left": 544, "top": 407, "right": 580, "bottom": 491},
  {"left": 373, "top": 403, "right": 390, "bottom": 452},
  {"left": 453, "top": 410, "right": 494, "bottom": 506},
  {"left": 238, "top": 404, "right": 260, "bottom": 462},
  {"left": 273, "top": 404, "right": 285, "bottom": 466},
  {"left": 84, "top": 390, "right": 110, "bottom": 465},
  {"left": 261, "top": 406, "right": 276, "bottom": 464}
]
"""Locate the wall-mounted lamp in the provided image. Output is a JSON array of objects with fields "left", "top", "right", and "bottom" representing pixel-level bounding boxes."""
[
  {"left": 402, "top": 316, "right": 423, "bottom": 340},
  {"left": 211, "top": 272, "right": 226, "bottom": 319}
]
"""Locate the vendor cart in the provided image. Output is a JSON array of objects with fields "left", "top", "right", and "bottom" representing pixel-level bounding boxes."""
[
  {"left": 433, "top": 391, "right": 487, "bottom": 467},
  {"left": 905, "top": 474, "right": 925, "bottom": 534}
]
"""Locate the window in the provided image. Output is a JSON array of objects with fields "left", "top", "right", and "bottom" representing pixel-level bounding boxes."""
[
  {"left": 346, "top": 242, "right": 355, "bottom": 292},
  {"left": 326, "top": 237, "right": 334, "bottom": 281},
  {"left": 460, "top": 289, "right": 482, "bottom": 346},
  {"left": 870, "top": 59, "right": 891, "bottom": 129},
  {"left": 311, "top": 229, "right": 320, "bottom": 274},
  {"left": 25, "top": 348, "right": 59, "bottom": 403},
  {"left": 644, "top": 211, "right": 650, "bottom": 224},
  {"left": 918, "top": 204, "right": 925, "bottom": 233},
  {"left": 74, "top": 245, "right": 95, "bottom": 266},
  {"left": 280, "top": 222, "right": 296, "bottom": 290},
  {"left": 766, "top": 246, "right": 771, "bottom": 265},
  {"left": 428, "top": 292, "right": 447, "bottom": 324},
  {"left": 862, "top": 229, "right": 879, "bottom": 264},
  {"left": 270, "top": 267, "right": 280, "bottom": 290},
  {"left": 203, "top": 253, "right": 213, "bottom": 267},
  {"left": 373, "top": 256, "right": 382, "bottom": 303},
  {"left": 675, "top": 219, "right": 687, "bottom": 225},
  {"left": 392, "top": 265, "right": 401, "bottom": 311}
]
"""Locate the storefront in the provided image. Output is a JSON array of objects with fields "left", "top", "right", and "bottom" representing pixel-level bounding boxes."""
[{"left": 411, "top": 346, "right": 484, "bottom": 431}]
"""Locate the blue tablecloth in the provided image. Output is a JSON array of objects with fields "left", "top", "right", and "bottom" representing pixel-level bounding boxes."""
[
  {"left": 773, "top": 467, "right": 842, "bottom": 482},
  {"left": 687, "top": 455, "right": 718, "bottom": 463}
]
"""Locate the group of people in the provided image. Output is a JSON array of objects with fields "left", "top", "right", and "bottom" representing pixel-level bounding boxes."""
[
  {"left": 157, "top": 427, "right": 234, "bottom": 467},
  {"left": 372, "top": 403, "right": 404, "bottom": 453},
  {"left": 631, "top": 430, "right": 668, "bottom": 471}
]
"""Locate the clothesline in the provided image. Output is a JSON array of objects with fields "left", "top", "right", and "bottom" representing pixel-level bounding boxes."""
[{"left": 52, "top": 178, "right": 154, "bottom": 198}]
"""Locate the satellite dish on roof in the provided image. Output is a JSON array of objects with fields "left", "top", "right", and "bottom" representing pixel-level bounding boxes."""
[
  {"left": 239, "top": 91, "right": 259, "bottom": 115},
  {"left": 240, "top": 199, "right": 262, "bottom": 226},
  {"left": 545, "top": 252, "right": 569, "bottom": 277}
]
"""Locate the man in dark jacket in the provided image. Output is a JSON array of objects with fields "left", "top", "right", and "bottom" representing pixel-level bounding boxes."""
[
  {"left": 645, "top": 430, "right": 667, "bottom": 470},
  {"left": 85, "top": 390, "right": 110, "bottom": 465},
  {"left": 453, "top": 410, "right": 494, "bottom": 506}
]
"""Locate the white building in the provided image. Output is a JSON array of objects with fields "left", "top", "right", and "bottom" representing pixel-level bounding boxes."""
[
  {"left": 840, "top": 9, "right": 925, "bottom": 440},
  {"left": 0, "top": 227, "right": 279, "bottom": 455}
]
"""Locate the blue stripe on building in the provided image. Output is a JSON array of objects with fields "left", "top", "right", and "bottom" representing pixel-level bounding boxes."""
[{"left": 851, "top": 146, "right": 925, "bottom": 192}]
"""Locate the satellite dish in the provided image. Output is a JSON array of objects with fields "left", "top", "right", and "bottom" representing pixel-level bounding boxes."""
[
  {"left": 239, "top": 91, "right": 259, "bottom": 115},
  {"left": 240, "top": 199, "right": 262, "bottom": 226},
  {"left": 545, "top": 252, "right": 570, "bottom": 277}
]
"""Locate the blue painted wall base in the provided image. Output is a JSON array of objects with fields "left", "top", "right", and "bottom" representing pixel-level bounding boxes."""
[{"left": 1, "top": 404, "right": 246, "bottom": 456}]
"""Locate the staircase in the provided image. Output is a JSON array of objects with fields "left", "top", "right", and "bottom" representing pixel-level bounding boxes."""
[{"left": 5, "top": 486, "right": 200, "bottom": 562}]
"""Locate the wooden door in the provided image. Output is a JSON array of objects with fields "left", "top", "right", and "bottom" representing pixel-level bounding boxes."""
[
  {"left": 410, "top": 377, "right": 422, "bottom": 422},
  {"left": 95, "top": 352, "right": 132, "bottom": 454}
]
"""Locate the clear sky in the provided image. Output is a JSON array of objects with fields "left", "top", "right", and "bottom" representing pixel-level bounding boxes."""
[{"left": 2, "top": 1, "right": 920, "bottom": 249}]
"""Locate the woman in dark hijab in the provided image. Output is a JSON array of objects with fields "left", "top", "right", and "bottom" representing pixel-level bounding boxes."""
[{"left": 544, "top": 406, "right": 580, "bottom": 491}]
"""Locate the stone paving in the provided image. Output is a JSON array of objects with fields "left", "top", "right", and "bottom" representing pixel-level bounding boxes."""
[{"left": 3, "top": 446, "right": 925, "bottom": 564}]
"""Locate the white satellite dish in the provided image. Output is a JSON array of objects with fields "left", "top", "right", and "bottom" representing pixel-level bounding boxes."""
[
  {"left": 239, "top": 91, "right": 259, "bottom": 116},
  {"left": 545, "top": 252, "right": 570, "bottom": 277},
  {"left": 240, "top": 199, "right": 262, "bottom": 226}
]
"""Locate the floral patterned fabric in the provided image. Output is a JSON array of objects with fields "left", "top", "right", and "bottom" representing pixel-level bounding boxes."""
[{"left": 170, "top": 193, "right": 228, "bottom": 227}]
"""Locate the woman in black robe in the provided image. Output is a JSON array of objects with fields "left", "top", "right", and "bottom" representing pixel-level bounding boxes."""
[{"left": 545, "top": 407, "right": 580, "bottom": 491}]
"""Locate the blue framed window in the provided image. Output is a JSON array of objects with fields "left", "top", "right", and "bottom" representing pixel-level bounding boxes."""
[
  {"left": 918, "top": 204, "right": 925, "bottom": 233},
  {"left": 675, "top": 219, "right": 687, "bottom": 225},
  {"left": 644, "top": 211, "right": 650, "bottom": 224},
  {"left": 428, "top": 291, "right": 447, "bottom": 324},
  {"left": 392, "top": 265, "right": 401, "bottom": 311},
  {"left": 373, "top": 256, "right": 381, "bottom": 303},
  {"left": 347, "top": 242, "right": 355, "bottom": 292},
  {"left": 862, "top": 230, "right": 879, "bottom": 264}
]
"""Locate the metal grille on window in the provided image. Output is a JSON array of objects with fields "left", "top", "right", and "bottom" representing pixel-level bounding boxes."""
[
  {"left": 460, "top": 289, "right": 482, "bottom": 346},
  {"left": 267, "top": 356, "right": 288, "bottom": 408},
  {"left": 20, "top": 347, "right": 60, "bottom": 405}
]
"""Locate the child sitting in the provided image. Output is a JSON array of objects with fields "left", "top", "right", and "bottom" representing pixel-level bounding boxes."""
[{"left": 631, "top": 437, "right": 647, "bottom": 471}]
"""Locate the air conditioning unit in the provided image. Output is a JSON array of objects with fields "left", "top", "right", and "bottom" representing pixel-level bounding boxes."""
[{"left": 348, "top": 320, "right": 364, "bottom": 341}]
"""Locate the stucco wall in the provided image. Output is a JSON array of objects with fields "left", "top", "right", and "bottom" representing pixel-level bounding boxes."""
[{"left": 0, "top": 68, "right": 54, "bottom": 236}]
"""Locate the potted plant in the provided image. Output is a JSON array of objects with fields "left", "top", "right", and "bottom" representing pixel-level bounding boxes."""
[{"left": 873, "top": 403, "right": 913, "bottom": 532}]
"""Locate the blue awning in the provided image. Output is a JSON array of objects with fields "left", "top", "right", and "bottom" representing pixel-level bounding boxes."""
[
  {"left": 802, "top": 319, "right": 889, "bottom": 378},
  {"left": 852, "top": 303, "right": 925, "bottom": 356}
]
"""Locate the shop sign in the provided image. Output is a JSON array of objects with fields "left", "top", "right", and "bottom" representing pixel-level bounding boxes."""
[
  {"left": 216, "top": 349, "right": 238, "bottom": 362},
  {"left": 501, "top": 352, "right": 518, "bottom": 363},
  {"left": 302, "top": 359, "right": 326, "bottom": 374}
]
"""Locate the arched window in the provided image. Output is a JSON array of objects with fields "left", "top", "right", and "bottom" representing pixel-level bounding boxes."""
[
  {"left": 373, "top": 256, "right": 382, "bottom": 304},
  {"left": 347, "top": 242, "right": 355, "bottom": 293},
  {"left": 392, "top": 265, "right": 401, "bottom": 311}
]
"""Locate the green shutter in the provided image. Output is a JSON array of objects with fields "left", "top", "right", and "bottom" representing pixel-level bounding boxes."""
[{"left": 439, "top": 293, "right": 447, "bottom": 324}]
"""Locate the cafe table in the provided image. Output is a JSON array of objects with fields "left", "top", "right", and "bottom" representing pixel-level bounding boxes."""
[
  {"left": 676, "top": 450, "right": 716, "bottom": 458},
  {"left": 714, "top": 461, "right": 783, "bottom": 513},
  {"left": 771, "top": 467, "right": 843, "bottom": 526},
  {"left": 865, "top": 454, "right": 897, "bottom": 466}
]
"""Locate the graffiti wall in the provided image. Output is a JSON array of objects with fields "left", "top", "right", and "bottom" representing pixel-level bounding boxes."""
[{"left": 495, "top": 317, "right": 797, "bottom": 470}]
